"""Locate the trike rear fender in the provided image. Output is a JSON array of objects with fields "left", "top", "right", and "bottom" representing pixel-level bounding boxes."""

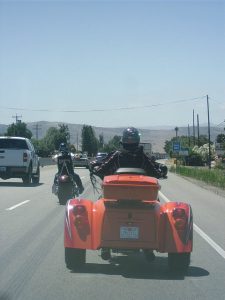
[
  {"left": 64, "top": 198, "right": 106, "bottom": 249},
  {"left": 158, "top": 202, "right": 193, "bottom": 253}
]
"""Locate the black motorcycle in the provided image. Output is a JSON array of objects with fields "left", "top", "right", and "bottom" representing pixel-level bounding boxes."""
[{"left": 52, "top": 161, "right": 79, "bottom": 205}]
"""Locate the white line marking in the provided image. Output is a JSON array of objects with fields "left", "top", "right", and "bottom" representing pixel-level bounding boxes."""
[
  {"left": 159, "top": 191, "right": 225, "bottom": 260},
  {"left": 6, "top": 200, "right": 30, "bottom": 211}
]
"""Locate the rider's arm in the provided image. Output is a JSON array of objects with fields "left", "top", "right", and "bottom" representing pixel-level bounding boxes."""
[
  {"left": 142, "top": 154, "right": 162, "bottom": 178},
  {"left": 92, "top": 151, "right": 119, "bottom": 179}
]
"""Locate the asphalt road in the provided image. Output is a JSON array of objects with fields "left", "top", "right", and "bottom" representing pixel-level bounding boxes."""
[{"left": 0, "top": 165, "right": 225, "bottom": 300}]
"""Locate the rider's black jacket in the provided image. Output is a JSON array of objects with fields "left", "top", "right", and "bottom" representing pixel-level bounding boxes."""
[
  {"left": 92, "top": 146, "right": 162, "bottom": 180},
  {"left": 57, "top": 152, "right": 74, "bottom": 175}
]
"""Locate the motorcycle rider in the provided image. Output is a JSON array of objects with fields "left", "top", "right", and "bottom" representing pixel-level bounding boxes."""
[
  {"left": 53, "top": 143, "right": 84, "bottom": 194},
  {"left": 90, "top": 127, "right": 166, "bottom": 179},
  {"left": 90, "top": 127, "right": 166, "bottom": 262}
]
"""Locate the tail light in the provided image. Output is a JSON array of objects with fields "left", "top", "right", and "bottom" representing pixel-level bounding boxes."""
[
  {"left": 172, "top": 207, "right": 187, "bottom": 230},
  {"left": 73, "top": 205, "right": 88, "bottom": 229},
  {"left": 58, "top": 175, "right": 70, "bottom": 182},
  {"left": 73, "top": 205, "right": 86, "bottom": 215},
  {"left": 23, "top": 152, "right": 28, "bottom": 162}
]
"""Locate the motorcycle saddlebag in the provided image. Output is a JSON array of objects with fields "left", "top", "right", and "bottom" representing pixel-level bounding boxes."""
[{"left": 102, "top": 174, "right": 160, "bottom": 201}]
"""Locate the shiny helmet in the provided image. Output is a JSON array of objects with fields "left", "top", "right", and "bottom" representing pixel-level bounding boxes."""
[
  {"left": 59, "top": 142, "right": 68, "bottom": 153},
  {"left": 122, "top": 127, "right": 141, "bottom": 149}
]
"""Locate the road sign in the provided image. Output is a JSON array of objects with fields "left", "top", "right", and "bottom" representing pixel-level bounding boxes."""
[{"left": 173, "top": 142, "right": 181, "bottom": 152}]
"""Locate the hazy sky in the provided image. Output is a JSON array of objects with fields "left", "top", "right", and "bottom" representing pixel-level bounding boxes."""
[{"left": 0, "top": 0, "right": 224, "bottom": 128}]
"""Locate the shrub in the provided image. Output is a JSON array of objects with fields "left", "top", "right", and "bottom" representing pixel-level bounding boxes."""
[{"left": 170, "top": 165, "right": 225, "bottom": 189}]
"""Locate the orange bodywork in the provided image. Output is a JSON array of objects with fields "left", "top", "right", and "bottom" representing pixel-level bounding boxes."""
[{"left": 64, "top": 174, "right": 193, "bottom": 254}]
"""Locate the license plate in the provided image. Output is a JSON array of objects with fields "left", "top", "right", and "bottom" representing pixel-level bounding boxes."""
[
  {"left": 120, "top": 226, "right": 139, "bottom": 239},
  {"left": 0, "top": 166, "right": 6, "bottom": 172}
]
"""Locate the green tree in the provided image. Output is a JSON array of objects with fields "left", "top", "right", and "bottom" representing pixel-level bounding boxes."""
[
  {"left": 98, "top": 133, "right": 104, "bottom": 151},
  {"left": 103, "top": 135, "right": 122, "bottom": 153},
  {"left": 41, "top": 126, "right": 68, "bottom": 153},
  {"left": 216, "top": 134, "right": 225, "bottom": 144},
  {"left": 32, "top": 138, "right": 50, "bottom": 157},
  {"left": 81, "top": 125, "right": 98, "bottom": 156},
  {"left": 31, "top": 124, "right": 71, "bottom": 156},
  {"left": 6, "top": 122, "right": 32, "bottom": 139},
  {"left": 59, "top": 124, "right": 70, "bottom": 144},
  {"left": 164, "top": 135, "right": 209, "bottom": 156}
]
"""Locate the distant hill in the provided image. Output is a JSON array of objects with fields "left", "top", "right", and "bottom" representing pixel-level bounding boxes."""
[{"left": 0, "top": 121, "right": 222, "bottom": 153}]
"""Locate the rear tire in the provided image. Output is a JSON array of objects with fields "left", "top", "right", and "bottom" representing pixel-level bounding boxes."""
[
  {"left": 32, "top": 164, "right": 40, "bottom": 184},
  {"left": 168, "top": 252, "right": 190, "bottom": 272},
  {"left": 22, "top": 165, "right": 32, "bottom": 185},
  {"left": 65, "top": 248, "right": 86, "bottom": 270},
  {"left": 58, "top": 184, "right": 73, "bottom": 205}
]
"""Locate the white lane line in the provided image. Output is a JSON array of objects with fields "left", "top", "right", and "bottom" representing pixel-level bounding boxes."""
[
  {"left": 159, "top": 191, "right": 225, "bottom": 260},
  {"left": 6, "top": 200, "right": 30, "bottom": 211}
]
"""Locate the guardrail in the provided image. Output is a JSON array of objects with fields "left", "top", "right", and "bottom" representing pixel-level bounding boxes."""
[
  {"left": 39, "top": 157, "right": 56, "bottom": 166},
  {"left": 39, "top": 156, "right": 95, "bottom": 167}
]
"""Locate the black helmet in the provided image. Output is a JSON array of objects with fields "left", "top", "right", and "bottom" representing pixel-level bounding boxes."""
[
  {"left": 59, "top": 143, "right": 68, "bottom": 153},
  {"left": 122, "top": 127, "right": 140, "bottom": 145}
]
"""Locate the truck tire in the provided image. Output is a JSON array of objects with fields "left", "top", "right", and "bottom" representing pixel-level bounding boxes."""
[
  {"left": 32, "top": 164, "right": 40, "bottom": 184},
  {"left": 22, "top": 165, "right": 32, "bottom": 185}
]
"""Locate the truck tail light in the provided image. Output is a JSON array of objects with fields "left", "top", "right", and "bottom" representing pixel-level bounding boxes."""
[
  {"left": 23, "top": 152, "right": 28, "bottom": 162},
  {"left": 172, "top": 207, "right": 187, "bottom": 230}
]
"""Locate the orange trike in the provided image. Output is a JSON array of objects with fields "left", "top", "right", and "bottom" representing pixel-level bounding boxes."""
[{"left": 64, "top": 168, "right": 193, "bottom": 272}]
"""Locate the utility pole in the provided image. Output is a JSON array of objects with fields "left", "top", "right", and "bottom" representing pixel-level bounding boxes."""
[
  {"left": 33, "top": 123, "right": 41, "bottom": 140},
  {"left": 12, "top": 114, "right": 22, "bottom": 124},
  {"left": 197, "top": 114, "right": 200, "bottom": 146},
  {"left": 188, "top": 124, "right": 191, "bottom": 147},
  {"left": 12, "top": 114, "right": 22, "bottom": 135},
  {"left": 174, "top": 127, "right": 179, "bottom": 141},
  {"left": 193, "top": 109, "right": 195, "bottom": 146},
  {"left": 76, "top": 132, "right": 79, "bottom": 152},
  {"left": 207, "top": 95, "right": 211, "bottom": 169}
]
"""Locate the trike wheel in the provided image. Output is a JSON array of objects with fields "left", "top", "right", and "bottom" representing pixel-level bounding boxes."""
[
  {"left": 65, "top": 247, "right": 86, "bottom": 270},
  {"left": 168, "top": 252, "right": 190, "bottom": 272}
]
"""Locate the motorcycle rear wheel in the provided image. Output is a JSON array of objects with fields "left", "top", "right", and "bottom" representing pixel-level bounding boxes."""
[{"left": 58, "top": 184, "right": 73, "bottom": 205}]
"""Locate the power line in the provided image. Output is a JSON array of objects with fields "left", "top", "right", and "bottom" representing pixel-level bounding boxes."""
[
  {"left": 208, "top": 97, "right": 224, "bottom": 105},
  {"left": 0, "top": 95, "right": 206, "bottom": 113},
  {"left": 215, "top": 120, "right": 225, "bottom": 127}
]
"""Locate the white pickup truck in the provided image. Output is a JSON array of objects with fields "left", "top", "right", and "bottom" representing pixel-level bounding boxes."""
[{"left": 0, "top": 136, "right": 40, "bottom": 184}]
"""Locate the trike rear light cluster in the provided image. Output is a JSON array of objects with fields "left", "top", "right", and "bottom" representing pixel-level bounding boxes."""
[
  {"left": 73, "top": 205, "right": 88, "bottom": 230},
  {"left": 73, "top": 205, "right": 86, "bottom": 215},
  {"left": 172, "top": 207, "right": 187, "bottom": 230}
]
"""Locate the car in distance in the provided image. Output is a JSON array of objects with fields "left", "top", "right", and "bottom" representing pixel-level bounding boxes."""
[
  {"left": 73, "top": 153, "right": 89, "bottom": 169},
  {"left": 0, "top": 136, "right": 40, "bottom": 184},
  {"left": 95, "top": 152, "right": 108, "bottom": 163}
]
